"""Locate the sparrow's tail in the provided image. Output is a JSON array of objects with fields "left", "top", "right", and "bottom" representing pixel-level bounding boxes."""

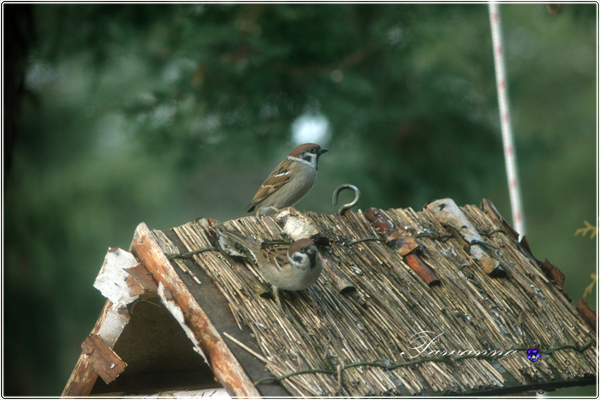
[{"left": 211, "top": 223, "right": 261, "bottom": 264}]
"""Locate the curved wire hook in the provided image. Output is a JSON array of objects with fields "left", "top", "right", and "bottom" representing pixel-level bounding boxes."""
[{"left": 332, "top": 184, "right": 361, "bottom": 215}]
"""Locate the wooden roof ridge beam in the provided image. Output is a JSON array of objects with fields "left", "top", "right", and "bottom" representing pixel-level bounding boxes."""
[
  {"left": 363, "top": 207, "right": 440, "bottom": 286},
  {"left": 426, "top": 199, "right": 507, "bottom": 277},
  {"left": 130, "top": 222, "right": 261, "bottom": 398}
]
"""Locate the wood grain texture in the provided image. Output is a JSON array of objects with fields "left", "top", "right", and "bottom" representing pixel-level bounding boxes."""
[
  {"left": 130, "top": 222, "right": 260, "bottom": 398},
  {"left": 124, "top": 262, "right": 159, "bottom": 291},
  {"left": 81, "top": 334, "right": 127, "bottom": 384},
  {"left": 62, "top": 300, "right": 112, "bottom": 397}
]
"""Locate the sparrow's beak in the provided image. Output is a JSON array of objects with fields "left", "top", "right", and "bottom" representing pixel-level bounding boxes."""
[{"left": 318, "top": 148, "right": 329, "bottom": 156}]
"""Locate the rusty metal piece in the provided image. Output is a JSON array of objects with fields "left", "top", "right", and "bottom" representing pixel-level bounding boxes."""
[
  {"left": 363, "top": 208, "right": 421, "bottom": 255},
  {"left": 333, "top": 184, "right": 361, "bottom": 215},
  {"left": 81, "top": 334, "right": 128, "bottom": 385},
  {"left": 386, "top": 231, "right": 421, "bottom": 257},
  {"left": 576, "top": 299, "right": 596, "bottom": 334},
  {"left": 364, "top": 207, "right": 395, "bottom": 233},
  {"left": 403, "top": 253, "right": 440, "bottom": 286},
  {"left": 363, "top": 207, "right": 440, "bottom": 286},
  {"left": 427, "top": 199, "right": 506, "bottom": 277}
]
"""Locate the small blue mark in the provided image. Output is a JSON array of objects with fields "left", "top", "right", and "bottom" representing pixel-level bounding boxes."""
[{"left": 526, "top": 348, "right": 541, "bottom": 362}]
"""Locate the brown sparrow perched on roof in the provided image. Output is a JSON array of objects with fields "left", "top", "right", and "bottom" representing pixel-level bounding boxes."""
[
  {"left": 246, "top": 143, "right": 328, "bottom": 217},
  {"left": 214, "top": 227, "right": 322, "bottom": 309}
]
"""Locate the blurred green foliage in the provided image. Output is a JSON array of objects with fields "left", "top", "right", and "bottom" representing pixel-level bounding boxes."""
[{"left": 4, "top": 4, "right": 596, "bottom": 396}]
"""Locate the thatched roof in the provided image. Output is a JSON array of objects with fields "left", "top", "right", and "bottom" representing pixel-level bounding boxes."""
[{"left": 63, "top": 199, "right": 596, "bottom": 397}]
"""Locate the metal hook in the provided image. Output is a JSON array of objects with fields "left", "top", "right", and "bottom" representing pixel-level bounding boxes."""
[{"left": 332, "top": 184, "right": 361, "bottom": 215}]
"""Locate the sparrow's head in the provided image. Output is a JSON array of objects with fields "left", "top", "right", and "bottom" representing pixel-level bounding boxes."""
[
  {"left": 288, "top": 143, "right": 328, "bottom": 170},
  {"left": 287, "top": 238, "right": 319, "bottom": 269}
]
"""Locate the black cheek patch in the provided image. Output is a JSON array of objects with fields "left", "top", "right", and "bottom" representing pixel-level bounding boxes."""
[
  {"left": 293, "top": 255, "right": 303, "bottom": 263},
  {"left": 308, "top": 252, "right": 317, "bottom": 268}
]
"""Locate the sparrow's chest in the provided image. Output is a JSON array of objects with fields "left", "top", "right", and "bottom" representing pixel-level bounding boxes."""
[
  {"left": 265, "top": 162, "right": 317, "bottom": 208},
  {"left": 261, "top": 251, "right": 321, "bottom": 291},
  {"left": 289, "top": 162, "right": 318, "bottom": 193}
]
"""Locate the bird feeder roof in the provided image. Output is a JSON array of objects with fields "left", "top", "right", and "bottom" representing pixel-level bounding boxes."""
[{"left": 63, "top": 199, "right": 597, "bottom": 397}]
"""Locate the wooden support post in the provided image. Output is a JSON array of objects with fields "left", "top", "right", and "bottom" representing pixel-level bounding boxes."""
[
  {"left": 130, "top": 222, "right": 261, "bottom": 398},
  {"left": 62, "top": 300, "right": 112, "bottom": 397}
]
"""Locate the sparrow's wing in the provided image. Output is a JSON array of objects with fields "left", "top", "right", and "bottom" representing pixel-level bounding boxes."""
[
  {"left": 246, "top": 159, "right": 293, "bottom": 212},
  {"left": 213, "top": 225, "right": 261, "bottom": 262},
  {"left": 262, "top": 243, "right": 290, "bottom": 271}
]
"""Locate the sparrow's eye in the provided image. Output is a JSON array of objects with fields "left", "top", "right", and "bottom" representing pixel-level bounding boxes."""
[{"left": 308, "top": 148, "right": 317, "bottom": 154}]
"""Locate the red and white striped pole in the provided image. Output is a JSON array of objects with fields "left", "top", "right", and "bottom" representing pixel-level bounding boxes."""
[{"left": 489, "top": 2, "right": 526, "bottom": 237}]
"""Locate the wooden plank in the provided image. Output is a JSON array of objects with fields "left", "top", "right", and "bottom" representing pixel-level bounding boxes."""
[
  {"left": 61, "top": 355, "right": 100, "bottom": 398},
  {"left": 62, "top": 300, "right": 112, "bottom": 397},
  {"left": 82, "top": 334, "right": 127, "bottom": 384},
  {"left": 130, "top": 222, "right": 261, "bottom": 398},
  {"left": 88, "top": 295, "right": 219, "bottom": 395},
  {"left": 160, "top": 226, "right": 291, "bottom": 397}
]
